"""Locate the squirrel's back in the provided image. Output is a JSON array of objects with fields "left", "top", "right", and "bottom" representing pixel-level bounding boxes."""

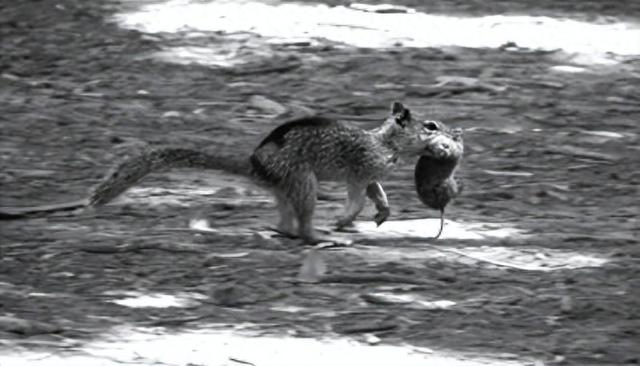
[{"left": 250, "top": 116, "right": 396, "bottom": 184}]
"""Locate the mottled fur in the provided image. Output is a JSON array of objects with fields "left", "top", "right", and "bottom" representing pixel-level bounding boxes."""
[
  {"left": 90, "top": 148, "right": 251, "bottom": 205},
  {"left": 249, "top": 102, "right": 428, "bottom": 242}
]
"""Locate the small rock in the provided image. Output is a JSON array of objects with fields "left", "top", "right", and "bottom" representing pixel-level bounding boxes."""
[
  {"left": 210, "top": 285, "right": 243, "bottom": 307},
  {"left": 249, "top": 95, "right": 286, "bottom": 115},
  {"left": 252, "top": 232, "right": 284, "bottom": 247},
  {"left": 361, "top": 292, "right": 413, "bottom": 305},
  {"left": 162, "top": 111, "right": 182, "bottom": 118},
  {"left": 545, "top": 190, "right": 569, "bottom": 201},
  {"left": 552, "top": 355, "right": 566, "bottom": 363},
  {"left": 189, "top": 218, "right": 218, "bottom": 232},
  {"left": 412, "top": 346, "right": 434, "bottom": 354},
  {"left": 550, "top": 65, "right": 586, "bottom": 73},
  {"left": 484, "top": 169, "right": 534, "bottom": 177},
  {"left": 364, "top": 333, "right": 381, "bottom": 345},
  {"left": 211, "top": 186, "right": 240, "bottom": 198},
  {"left": 50, "top": 272, "right": 75, "bottom": 278},
  {"left": 206, "top": 252, "right": 250, "bottom": 259},
  {"left": 350, "top": 3, "right": 415, "bottom": 13},
  {"left": 579, "top": 130, "right": 624, "bottom": 139},
  {"left": 0, "top": 316, "right": 61, "bottom": 336}
]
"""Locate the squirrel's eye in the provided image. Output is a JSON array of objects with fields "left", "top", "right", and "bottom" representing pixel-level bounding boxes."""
[{"left": 423, "top": 121, "right": 439, "bottom": 131}]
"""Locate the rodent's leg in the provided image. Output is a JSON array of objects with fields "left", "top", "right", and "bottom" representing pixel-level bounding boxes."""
[
  {"left": 335, "top": 181, "right": 367, "bottom": 229},
  {"left": 366, "top": 181, "right": 390, "bottom": 227}
]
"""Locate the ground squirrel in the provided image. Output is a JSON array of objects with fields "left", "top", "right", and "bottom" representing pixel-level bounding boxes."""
[
  {"left": 413, "top": 120, "right": 464, "bottom": 238},
  {"left": 1, "top": 102, "right": 450, "bottom": 244}
]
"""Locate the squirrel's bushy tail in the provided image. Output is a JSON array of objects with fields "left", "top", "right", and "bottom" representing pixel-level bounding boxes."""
[
  {"left": 89, "top": 147, "right": 251, "bottom": 205},
  {"left": 0, "top": 147, "right": 252, "bottom": 220}
]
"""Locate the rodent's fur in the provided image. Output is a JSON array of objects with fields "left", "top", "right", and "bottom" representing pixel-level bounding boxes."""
[
  {"left": 413, "top": 120, "right": 464, "bottom": 239},
  {"left": 1, "top": 102, "right": 443, "bottom": 244}
]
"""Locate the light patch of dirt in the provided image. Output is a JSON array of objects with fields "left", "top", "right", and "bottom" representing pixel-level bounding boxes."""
[
  {"left": 338, "top": 242, "right": 609, "bottom": 271},
  {"left": 0, "top": 325, "right": 538, "bottom": 366},
  {"left": 353, "top": 218, "right": 525, "bottom": 240},
  {"left": 115, "top": 1, "right": 640, "bottom": 65}
]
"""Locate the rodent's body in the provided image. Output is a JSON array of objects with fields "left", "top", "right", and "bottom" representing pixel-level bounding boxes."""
[
  {"left": 413, "top": 120, "right": 464, "bottom": 238},
  {"left": 0, "top": 102, "right": 439, "bottom": 244},
  {"left": 415, "top": 157, "right": 462, "bottom": 209}
]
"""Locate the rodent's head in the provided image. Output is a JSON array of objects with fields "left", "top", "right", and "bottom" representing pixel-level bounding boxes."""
[{"left": 419, "top": 120, "right": 464, "bottom": 161}]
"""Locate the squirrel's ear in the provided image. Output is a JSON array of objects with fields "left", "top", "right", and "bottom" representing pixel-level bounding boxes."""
[
  {"left": 451, "top": 128, "right": 464, "bottom": 141},
  {"left": 390, "top": 101, "right": 411, "bottom": 127}
]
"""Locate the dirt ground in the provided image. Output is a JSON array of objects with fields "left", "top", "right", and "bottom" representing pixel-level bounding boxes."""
[{"left": 0, "top": 0, "right": 638, "bottom": 365}]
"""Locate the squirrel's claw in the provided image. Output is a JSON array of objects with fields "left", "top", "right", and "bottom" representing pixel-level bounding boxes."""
[{"left": 373, "top": 207, "right": 390, "bottom": 227}]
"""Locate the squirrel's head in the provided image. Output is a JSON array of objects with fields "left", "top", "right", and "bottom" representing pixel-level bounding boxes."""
[
  {"left": 383, "top": 101, "right": 427, "bottom": 154},
  {"left": 384, "top": 102, "right": 462, "bottom": 159}
]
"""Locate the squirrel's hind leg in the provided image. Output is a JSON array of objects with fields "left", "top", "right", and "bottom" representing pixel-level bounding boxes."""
[
  {"left": 274, "top": 172, "right": 351, "bottom": 246},
  {"left": 277, "top": 172, "right": 320, "bottom": 244},
  {"left": 274, "top": 191, "right": 297, "bottom": 237}
]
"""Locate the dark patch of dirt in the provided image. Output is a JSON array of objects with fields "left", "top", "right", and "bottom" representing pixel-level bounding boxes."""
[{"left": 0, "top": 0, "right": 638, "bottom": 365}]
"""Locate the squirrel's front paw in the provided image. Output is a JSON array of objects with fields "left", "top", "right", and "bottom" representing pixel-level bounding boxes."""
[{"left": 373, "top": 207, "right": 390, "bottom": 227}]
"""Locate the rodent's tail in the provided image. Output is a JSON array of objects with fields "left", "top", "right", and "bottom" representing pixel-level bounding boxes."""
[{"left": 0, "top": 147, "right": 252, "bottom": 220}]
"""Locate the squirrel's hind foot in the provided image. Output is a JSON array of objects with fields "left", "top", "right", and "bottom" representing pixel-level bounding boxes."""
[
  {"left": 265, "top": 226, "right": 351, "bottom": 246},
  {"left": 334, "top": 218, "right": 358, "bottom": 232},
  {"left": 302, "top": 229, "right": 353, "bottom": 247},
  {"left": 267, "top": 226, "right": 299, "bottom": 239}
]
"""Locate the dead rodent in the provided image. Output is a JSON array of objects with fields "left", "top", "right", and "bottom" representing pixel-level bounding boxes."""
[{"left": 414, "top": 120, "right": 464, "bottom": 239}]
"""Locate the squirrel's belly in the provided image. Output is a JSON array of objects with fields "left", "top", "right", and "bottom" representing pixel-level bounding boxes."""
[
  {"left": 312, "top": 154, "right": 396, "bottom": 182},
  {"left": 313, "top": 163, "right": 350, "bottom": 181}
]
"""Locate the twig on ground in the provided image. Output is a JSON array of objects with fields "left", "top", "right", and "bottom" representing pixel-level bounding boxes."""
[
  {"left": 230, "top": 60, "right": 301, "bottom": 76},
  {"left": 424, "top": 244, "right": 543, "bottom": 271},
  {"left": 319, "top": 273, "right": 441, "bottom": 286},
  {"left": 334, "top": 321, "right": 398, "bottom": 334},
  {"left": 77, "top": 242, "right": 205, "bottom": 254},
  {"left": 229, "top": 357, "right": 257, "bottom": 366},
  {"left": 141, "top": 314, "right": 212, "bottom": 327}
]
